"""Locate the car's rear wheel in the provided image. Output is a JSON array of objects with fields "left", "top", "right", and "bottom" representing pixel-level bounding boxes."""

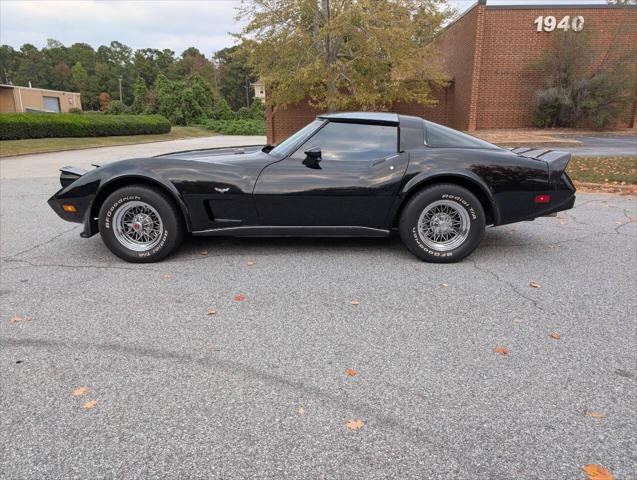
[
  {"left": 98, "top": 185, "right": 184, "bottom": 263},
  {"left": 399, "top": 184, "right": 485, "bottom": 263}
]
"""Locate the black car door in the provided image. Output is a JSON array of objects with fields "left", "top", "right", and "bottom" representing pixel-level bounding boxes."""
[{"left": 253, "top": 121, "right": 409, "bottom": 228}]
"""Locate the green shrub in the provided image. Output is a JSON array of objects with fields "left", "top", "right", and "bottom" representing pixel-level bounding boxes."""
[
  {"left": 212, "top": 98, "right": 235, "bottom": 121},
  {"left": 105, "top": 100, "right": 131, "bottom": 115},
  {"left": 533, "top": 87, "right": 569, "bottom": 128},
  {"left": 249, "top": 98, "right": 265, "bottom": 119},
  {"left": 531, "top": 31, "right": 635, "bottom": 129},
  {"left": 235, "top": 107, "right": 252, "bottom": 120},
  {"left": 0, "top": 113, "right": 171, "bottom": 140},
  {"left": 68, "top": 107, "right": 83, "bottom": 114},
  {"left": 202, "top": 119, "right": 266, "bottom": 135}
]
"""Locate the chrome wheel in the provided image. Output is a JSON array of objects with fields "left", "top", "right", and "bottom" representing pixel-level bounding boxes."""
[
  {"left": 417, "top": 199, "right": 470, "bottom": 252},
  {"left": 112, "top": 201, "right": 164, "bottom": 252}
]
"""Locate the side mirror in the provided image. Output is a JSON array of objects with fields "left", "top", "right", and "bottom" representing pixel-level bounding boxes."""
[
  {"left": 304, "top": 147, "right": 321, "bottom": 159},
  {"left": 303, "top": 147, "right": 322, "bottom": 169}
]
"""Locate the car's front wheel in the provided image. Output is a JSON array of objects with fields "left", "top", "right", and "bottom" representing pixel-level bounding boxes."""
[
  {"left": 98, "top": 185, "right": 184, "bottom": 263},
  {"left": 399, "top": 184, "right": 485, "bottom": 263}
]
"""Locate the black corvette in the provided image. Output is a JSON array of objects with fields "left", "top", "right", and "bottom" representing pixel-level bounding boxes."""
[{"left": 49, "top": 112, "right": 576, "bottom": 263}]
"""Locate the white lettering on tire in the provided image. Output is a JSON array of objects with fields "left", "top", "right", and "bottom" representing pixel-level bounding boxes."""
[
  {"left": 442, "top": 194, "right": 476, "bottom": 219},
  {"left": 104, "top": 195, "right": 141, "bottom": 229}
]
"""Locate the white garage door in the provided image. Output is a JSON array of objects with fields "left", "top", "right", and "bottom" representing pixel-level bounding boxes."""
[{"left": 43, "top": 96, "right": 61, "bottom": 112}]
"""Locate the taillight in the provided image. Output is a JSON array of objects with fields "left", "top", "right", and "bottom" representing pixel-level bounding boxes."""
[{"left": 534, "top": 194, "right": 551, "bottom": 204}]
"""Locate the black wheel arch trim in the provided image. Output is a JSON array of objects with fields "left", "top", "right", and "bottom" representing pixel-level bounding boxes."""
[
  {"left": 392, "top": 170, "right": 500, "bottom": 226},
  {"left": 84, "top": 173, "right": 192, "bottom": 237}
]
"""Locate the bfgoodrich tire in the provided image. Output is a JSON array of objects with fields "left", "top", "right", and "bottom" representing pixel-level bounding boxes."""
[
  {"left": 98, "top": 185, "right": 184, "bottom": 263},
  {"left": 399, "top": 184, "right": 485, "bottom": 263}
]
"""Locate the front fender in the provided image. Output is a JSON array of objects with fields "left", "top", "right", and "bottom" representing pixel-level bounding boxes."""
[{"left": 86, "top": 169, "right": 192, "bottom": 236}]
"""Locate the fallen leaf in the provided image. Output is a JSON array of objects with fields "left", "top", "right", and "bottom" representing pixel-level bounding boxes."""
[
  {"left": 549, "top": 332, "right": 561, "bottom": 340},
  {"left": 350, "top": 300, "right": 360, "bottom": 306},
  {"left": 72, "top": 386, "right": 89, "bottom": 397},
  {"left": 493, "top": 346, "right": 509, "bottom": 356},
  {"left": 529, "top": 281, "right": 541, "bottom": 289},
  {"left": 234, "top": 294, "right": 246, "bottom": 302},
  {"left": 345, "top": 368, "right": 357, "bottom": 377},
  {"left": 582, "top": 464, "right": 613, "bottom": 480},
  {"left": 247, "top": 261, "right": 256, "bottom": 266},
  {"left": 440, "top": 283, "right": 449, "bottom": 288},
  {"left": 297, "top": 407, "right": 305, "bottom": 415},
  {"left": 9, "top": 315, "right": 33, "bottom": 324},
  {"left": 83, "top": 399, "right": 98, "bottom": 410},
  {"left": 345, "top": 419, "right": 364, "bottom": 431},
  {"left": 200, "top": 251, "right": 209, "bottom": 256},
  {"left": 584, "top": 410, "right": 608, "bottom": 419},
  {"left": 207, "top": 309, "right": 217, "bottom": 316},
  {"left": 163, "top": 273, "right": 172, "bottom": 280}
]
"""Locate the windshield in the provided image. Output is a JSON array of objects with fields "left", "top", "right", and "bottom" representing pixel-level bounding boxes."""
[{"left": 270, "top": 119, "right": 324, "bottom": 157}]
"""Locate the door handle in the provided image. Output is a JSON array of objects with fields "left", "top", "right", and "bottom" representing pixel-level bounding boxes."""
[{"left": 373, "top": 154, "right": 400, "bottom": 167}]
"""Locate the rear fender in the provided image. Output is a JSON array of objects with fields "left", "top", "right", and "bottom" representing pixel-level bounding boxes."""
[
  {"left": 509, "top": 148, "right": 573, "bottom": 188},
  {"left": 397, "top": 170, "right": 500, "bottom": 225}
]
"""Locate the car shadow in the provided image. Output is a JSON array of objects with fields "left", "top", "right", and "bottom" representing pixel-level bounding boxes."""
[
  {"left": 168, "top": 227, "right": 523, "bottom": 263},
  {"left": 176, "top": 233, "right": 411, "bottom": 259}
]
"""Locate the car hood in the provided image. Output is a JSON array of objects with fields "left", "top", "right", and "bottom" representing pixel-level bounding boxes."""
[{"left": 154, "top": 145, "right": 267, "bottom": 163}]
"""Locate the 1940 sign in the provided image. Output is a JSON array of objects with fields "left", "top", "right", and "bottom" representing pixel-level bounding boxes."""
[{"left": 534, "top": 15, "right": 584, "bottom": 32}]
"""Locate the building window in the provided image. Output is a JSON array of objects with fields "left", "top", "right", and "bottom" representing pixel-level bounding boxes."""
[{"left": 43, "top": 96, "right": 61, "bottom": 112}]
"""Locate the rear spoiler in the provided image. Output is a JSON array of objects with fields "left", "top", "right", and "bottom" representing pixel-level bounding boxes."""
[
  {"left": 59, "top": 166, "right": 87, "bottom": 188},
  {"left": 510, "top": 148, "right": 572, "bottom": 186}
]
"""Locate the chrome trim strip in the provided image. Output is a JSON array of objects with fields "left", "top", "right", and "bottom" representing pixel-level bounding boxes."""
[{"left": 192, "top": 226, "right": 390, "bottom": 236}]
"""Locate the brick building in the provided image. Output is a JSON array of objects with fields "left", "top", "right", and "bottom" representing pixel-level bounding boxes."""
[{"left": 266, "top": 1, "right": 637, "bottom": 144}]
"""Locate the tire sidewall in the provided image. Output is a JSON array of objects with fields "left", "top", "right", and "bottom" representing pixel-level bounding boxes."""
[
  {"left": 400, "top": 185, "right": 485, "bottom": 262},
  {"left": 98, "top": 187, "right": 182, "bottom": 263}
]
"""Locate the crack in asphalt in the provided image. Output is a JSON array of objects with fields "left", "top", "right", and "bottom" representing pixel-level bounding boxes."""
[
  {"left": 614, "top": 208, "right": 636, "bottom": 235},
  {"left": 468, "top": 258, "right": 548, "bottom": 313},
  {"left": 563, "top": 212, "right": 590, "bottom": 227},
  {"left": 2, "top": 225, "right": 81, "bottom": 260},
  {"left": 2, "top": 257, "right": 160, "bottom": 273}
]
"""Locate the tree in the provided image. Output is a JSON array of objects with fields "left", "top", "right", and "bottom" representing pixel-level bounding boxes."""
[
  {"left": 237, "top": 0, "right": 451, "bottom": 111},
  {"left": 214, "top": 45, "right": 256, "bottom": 110},
  {"left": 176, "top": 47, "right": 217, "bottom": 87},
  {"left": 99, "top": 92, "right": 111, "bottom": 111},
  {"left": 531, "top": 31, "right": 636, "bottom": 128},
  {"left": 132, "top": 76, "right": 149, "bottom": 113},
  {"left": 71, "top": 61, "right": 99, "bottom": 109},
  {"left": 0, "top": 45, "right": 18, "bottom": 83}
]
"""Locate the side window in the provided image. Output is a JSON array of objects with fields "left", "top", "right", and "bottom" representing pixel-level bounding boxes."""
[
  {"left": 292, "top": 122, "right": 397, "bottom": 161},
  {"left": 425, "top": 121, "right": 496, "bottom": 149}
]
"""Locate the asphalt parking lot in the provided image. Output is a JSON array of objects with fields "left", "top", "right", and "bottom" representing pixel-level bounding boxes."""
[
  {"left": 1, "top": 138, "right": 636, "bottom": 479},
  {"left": 571, "top": 135, "right": 637, "bottom": 157}
]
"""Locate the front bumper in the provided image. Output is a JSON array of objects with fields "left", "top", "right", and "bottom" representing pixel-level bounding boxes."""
[{"left": 48, "top": 190, "right": 97, "bottom": 237}]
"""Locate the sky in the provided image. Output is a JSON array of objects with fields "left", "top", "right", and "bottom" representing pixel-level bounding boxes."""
[{"left": 0, "top": 0, "right": 611, "bottom": 57}]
